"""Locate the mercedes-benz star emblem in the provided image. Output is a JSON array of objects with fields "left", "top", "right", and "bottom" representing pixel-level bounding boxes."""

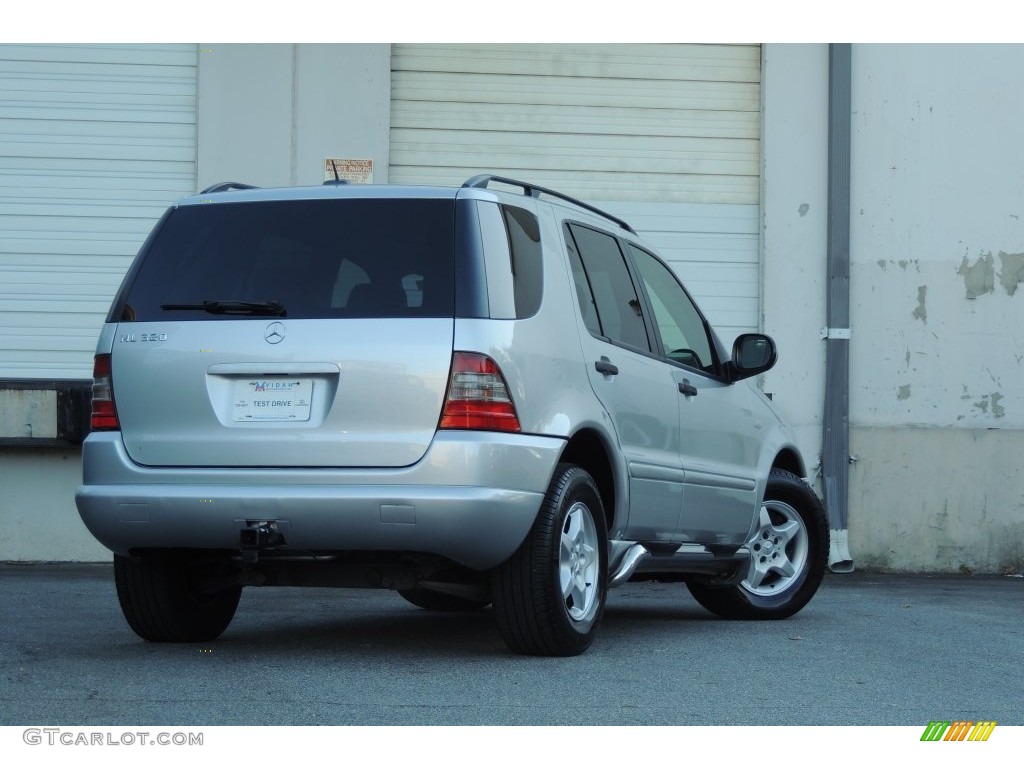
[{"left": 264, "top": 321, "right": 286, "bottom": 344}]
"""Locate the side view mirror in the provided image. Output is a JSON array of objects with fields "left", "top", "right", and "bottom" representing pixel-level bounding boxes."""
[{"left": 729, "top": 333, "right": 777, "bottom": 381}]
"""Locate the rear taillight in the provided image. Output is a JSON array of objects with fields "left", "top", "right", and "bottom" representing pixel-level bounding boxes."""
[
  {"left": 439, "top": 352, "right": 521, "bottom": 432},
  {"left": 91, "top": 353, "right": 119, "bottom": 430}
]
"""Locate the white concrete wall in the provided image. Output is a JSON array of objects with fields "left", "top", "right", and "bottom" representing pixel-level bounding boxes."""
[
  {"left": 0, "top": 448, "right": 107, "bottom": 561},
  {"left": 846, "top": 44, "right": 1024, "bottom": 572},
  {"left": 196, "top": 44, "right": 391, "bottom": 189},
  {"left": 849, "top": 44, "right": 1024, "bottom": 430}
]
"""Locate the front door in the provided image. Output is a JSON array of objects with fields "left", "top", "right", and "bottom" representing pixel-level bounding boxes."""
[{"left": 624, "top": 243, "right": 760, "bottom": 545}]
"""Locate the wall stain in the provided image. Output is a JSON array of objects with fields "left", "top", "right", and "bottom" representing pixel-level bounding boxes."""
[
  {"left": 957, "top": 252, "right": 995, "bottom": 299},
  {"left": 912, "top": 285, "right": 927, "bottom": 322},
  {"left": 897, "top": 384, "right": 912, "bottom": 400},
  {"left": 998, "top": 251, "right": 1024, "bottom": 296},
  {"left": 798, "top": 203, "right": 809, "bottom": 217}
]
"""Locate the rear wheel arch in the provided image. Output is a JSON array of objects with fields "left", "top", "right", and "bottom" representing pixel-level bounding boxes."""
[{"left": 559, "top": 427, "right": 617, "bottom": 530}]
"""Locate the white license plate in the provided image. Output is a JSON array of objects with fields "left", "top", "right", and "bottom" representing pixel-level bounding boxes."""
[{"left": 232, "top": 378, "right": 313, "bottom": 422}]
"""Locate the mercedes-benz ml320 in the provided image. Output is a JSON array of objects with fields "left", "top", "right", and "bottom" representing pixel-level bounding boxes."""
[{"left": 76, "top": 175, "right": 828, "bottom": 656}]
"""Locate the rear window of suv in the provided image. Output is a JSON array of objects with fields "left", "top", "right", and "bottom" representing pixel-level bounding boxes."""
[{"left": 111, "top": 198, "right": 455, "bottom": 322}]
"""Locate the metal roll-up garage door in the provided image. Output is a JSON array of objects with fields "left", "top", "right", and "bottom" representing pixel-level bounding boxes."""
[
  {"left": 0, "top": 44, "right": 198, "bottom": 379},
  {"left": 390, "top": 43, "right": 761, "bottom": 344}
]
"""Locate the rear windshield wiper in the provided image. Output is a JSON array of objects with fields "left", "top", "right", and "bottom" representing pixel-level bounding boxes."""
[{"left": 160, "top": 300, "right": 287, "bottom": 316}]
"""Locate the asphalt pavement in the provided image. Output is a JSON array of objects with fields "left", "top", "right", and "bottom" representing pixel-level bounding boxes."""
[{"left": 1, "top": 563, "right": 1021, "bottom": 726}]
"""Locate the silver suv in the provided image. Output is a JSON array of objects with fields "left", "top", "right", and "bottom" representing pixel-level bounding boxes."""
[{"left": 76, "top": 175, "right": 828, "bottom": 656}]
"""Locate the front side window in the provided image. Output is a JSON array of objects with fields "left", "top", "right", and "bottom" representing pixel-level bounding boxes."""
[{"left": 626, "top": 243, "right": 716, "bottom": 373}]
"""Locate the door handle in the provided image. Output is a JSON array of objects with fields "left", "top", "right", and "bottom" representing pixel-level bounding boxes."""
[
  {"left": 595, "top": 357, "right": 619, "bottom": 376},
  {"left": 678, "top": 379, "right": 698, "bottom": 397}
]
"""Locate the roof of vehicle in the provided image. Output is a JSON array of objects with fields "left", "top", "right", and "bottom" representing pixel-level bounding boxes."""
[
  {"left": 178, "top": 182, "right": 466, "bottom": 206},
  {"left": 179, "top": 175, "right": 637, "bottom": 236}
]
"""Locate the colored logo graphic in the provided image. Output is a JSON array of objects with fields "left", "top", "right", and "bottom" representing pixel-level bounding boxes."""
[{"left": 920, "top": 721, "right": 997, "bottom": 741}]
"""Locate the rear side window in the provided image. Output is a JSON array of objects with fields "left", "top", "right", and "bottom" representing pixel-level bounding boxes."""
[
  {"left": 502, "top": 205, "right": 542, "bottom": 318},
  {"left": 564, "top": 223, "right": 651, "bottom": 353},
  {"left": 112, "top": 199, "right": 455, "bottom": 321}
]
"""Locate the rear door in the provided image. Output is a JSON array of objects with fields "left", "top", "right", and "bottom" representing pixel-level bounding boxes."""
[
  {"left": 108, "top": 195, "right": 457, "bottom": 468},
  {"left": 564, "top": 222, "right": 685, "bottom": 542}
]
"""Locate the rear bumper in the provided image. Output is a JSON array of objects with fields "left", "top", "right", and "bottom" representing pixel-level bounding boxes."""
[{"left": 75, "top": 431, "right": 565, "bottom": 570}]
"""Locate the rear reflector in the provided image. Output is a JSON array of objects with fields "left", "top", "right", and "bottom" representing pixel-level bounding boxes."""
[
  {"left": 439, "top": 352, "right": 521, "bottom": 432},
  {"left": 91, "top": 353, "right": 119, "bottom": 430}
]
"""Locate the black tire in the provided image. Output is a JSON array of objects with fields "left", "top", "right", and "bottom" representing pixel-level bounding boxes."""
[
  {"left": 687, "top": 468, "right": 829, "bottom": 620},
  {"left": 114, "top": 552, "right": 241, "bottom": 642},
  {"left": 397, "top": 588, "right": 491, "bottom": 612},
  {"left": 492, "top": 464, "right": 608, "bottom": 656}
]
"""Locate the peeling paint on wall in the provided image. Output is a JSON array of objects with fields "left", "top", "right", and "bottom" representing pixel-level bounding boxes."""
[
  {"left": 957, "top": 252, "right": 995, "bottom": 298},
  {"left": 966, "top": 392, "right": 1006, "bottom": 418},
  {"left": 991, "top": 392, "right": 1005, "bottom": 418},
  {"left": 957, "top": 251, "right": 1024, "bottom": 297},
  {"left": 912, "top": 285, "right": 927, "bottom": 322},
  {"left": 998, "top": 251, "right": 1024, "bottom": 296},
  {"left": 875, "top": 259, "right": 920, "bottom": 272},
  {"left": 955, "top": 386, "right": 1009, "bottom": 420}
]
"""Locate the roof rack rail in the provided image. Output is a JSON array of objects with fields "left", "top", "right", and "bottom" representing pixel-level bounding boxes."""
[
  {"left": 200, "top": 182, "right": 258, "bottom": 194},
  {"left": 462, "top": 174, "right": 636, "bottom": 235}
]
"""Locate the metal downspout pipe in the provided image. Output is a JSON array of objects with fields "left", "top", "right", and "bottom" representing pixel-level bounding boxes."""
[{"left": 823, "top": 44, "right": 855, "bottom": 572}]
